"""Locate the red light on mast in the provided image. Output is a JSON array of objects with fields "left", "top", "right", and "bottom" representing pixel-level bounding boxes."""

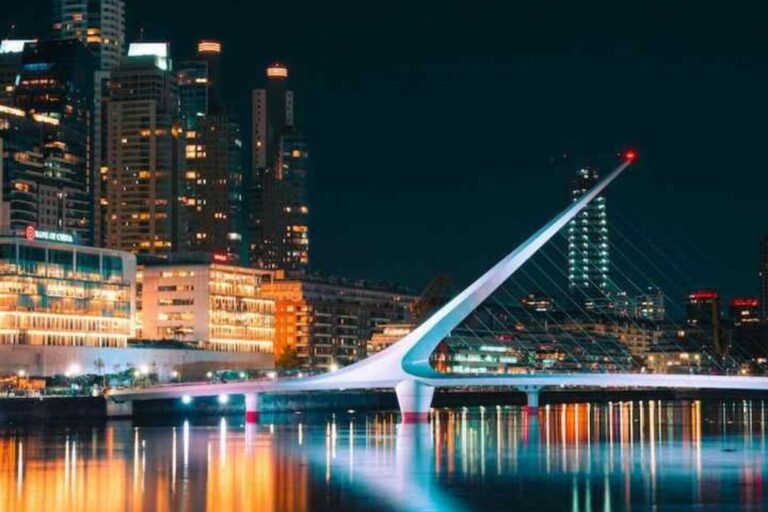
[{"left": 624, "top": 150, "right": 637, "bottom": 162}]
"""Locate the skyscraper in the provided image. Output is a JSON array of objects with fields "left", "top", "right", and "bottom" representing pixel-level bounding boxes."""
[
  {"left": 0, "top": 40, "right": 35, "bottom": 106},
  {"left": 249, "top": 63, "right": 309, "bottom": 272},
  {"left": 759, "top": 236, "right": 768, "bottom": 321},
  {"left": 178, "top": 41, "right": 244, "bottom": 261},
  {"left": 567, "top": 167, "right": 610, "bottom": 308},
  {"left": 13, "top": 39, "right": 94, "bottom": 242},
  {"left": 51, "top": 0, "right": 126, "bottom": 247},
  {"left": 51, "top": 0, "right": 125, "bottom": 71},
  {"left": 104, "top": 43, "right": 184, "bottom": 255}
]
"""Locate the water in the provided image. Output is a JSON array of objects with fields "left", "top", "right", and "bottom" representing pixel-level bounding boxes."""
[{"left": 1, "top": 400, "right": 767, "bottom": 511}]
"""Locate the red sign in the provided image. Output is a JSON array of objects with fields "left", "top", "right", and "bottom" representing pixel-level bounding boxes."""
[
  {"left": 689, "top": 290, "right": 718, "bottom": 301},
  {"left": 24, "top": 225, "right": 35, "bottom": 241},
  {"left": 731, "top": 298, "right": 759, "bottom": 308},
  {"left": 213, "top": 253, "right": 227, "bottom": 262}
]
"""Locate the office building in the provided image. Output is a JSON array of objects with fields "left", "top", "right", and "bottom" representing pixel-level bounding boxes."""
[
  {"left": 259, "top": 129, "right": 309, "bottom": 269},
  {"left": 760, "top": 236, "right": 768, "bottom": 321},
  {"left": 51, "top": 0, "right": 125, "bottom": 70},
  {"left": 0, "top": 230, "right": 135, "bottom": 347},
  {"left": 104, "top": 43, "right": 184, "bottom": 255},
  {"left": 260, "top": 274, "right": 413, "bottom": 369},
  {"left": 634, "top": 287, "right": 666, "bottom": 322},
  {"left": 249, "top": 64, "right": 309, "bottom": 271},
  {"left": 137, "top": 254, "right": 275, "bottom": 353},
  {"left": 432, "top": 306, "right": 635, "bottom": 374},
  {"left": 0, "top": 105, "right": 89, "bottom": 237},
  {"left": 686, "top": 289, "right": 725, "bottom": 356},
  {"left": 730, "top": 297, "right": 760, "bottom": 327},
  {"left": 686, "top": 290, "right": 720, "bottom": 326},
  {"left": 520, "top": 292, "right": 555, "bottom": 313},
  {"left": 0, "top": 40, "right": 35, "bottom": 105},
  {"left": 52, "top": 0, "right": 126, "bottom": 246},
  {"left": 567, "top": 167, "right": 610, "bottom": 307},
  {"left": 178, "top": 41, "right": 244, "bottom": 261},
  {"left": 12, "top": 39, "right": 94, "bottom": 243}
]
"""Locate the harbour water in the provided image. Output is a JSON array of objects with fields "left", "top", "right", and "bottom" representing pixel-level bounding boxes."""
[{"left": 1, "top": 400, "right": 766, "bottom": 511}]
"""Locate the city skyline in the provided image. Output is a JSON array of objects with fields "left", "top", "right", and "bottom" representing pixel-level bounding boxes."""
[{"left": 1, "top": 2, "right": 766, "bottom": 301}]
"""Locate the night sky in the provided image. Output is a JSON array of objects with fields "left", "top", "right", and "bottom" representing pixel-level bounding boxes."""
[{"left": 3, "top": 1, "right": 768, "bottom": 301}]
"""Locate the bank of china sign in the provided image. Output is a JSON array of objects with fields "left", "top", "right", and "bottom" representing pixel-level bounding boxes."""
[{"left": 24, "top": 225, "right": 75, "bottom": 244}]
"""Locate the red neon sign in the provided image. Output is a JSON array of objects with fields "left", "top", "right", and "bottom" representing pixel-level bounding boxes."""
[
  {"left": 689, "top": 290, "right": 718, "bottom": 301},
  {"left": 731, "top": 298, "right": 758, "bottom": 308}
]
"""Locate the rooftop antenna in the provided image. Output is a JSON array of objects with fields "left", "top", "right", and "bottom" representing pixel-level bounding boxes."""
[{"left": 6, "top": 22, "right": 16, "bottom": 40}]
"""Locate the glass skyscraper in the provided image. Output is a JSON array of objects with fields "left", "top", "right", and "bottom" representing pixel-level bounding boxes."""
[
  {"left": 249, "top": 64, "right": 309, "bottom": 272},
  {"left": 178, "top": 41, "right": 244, "bottom": 261},
  {"left": 567, "top": 167, "right": 610, "bottom": 309}
]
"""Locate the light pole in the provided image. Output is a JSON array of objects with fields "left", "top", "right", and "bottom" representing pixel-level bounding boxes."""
[{"left": 16, "top": 369, "right": 26, "bottom": 392}]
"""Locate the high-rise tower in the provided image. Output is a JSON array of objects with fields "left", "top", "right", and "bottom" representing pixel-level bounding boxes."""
[
  {"left": 249, "top": 63, "right": 308, "bottom": 272},
  {"left": 104, "top": 43, "right": 184, "bottom": 255},
  {"left": 51, "top": 0, "right": 125, "bottom": 71},
  {"left": 759, "top": 236, "right": 768, "bottom": 322},
  {"left": 13, "top": 39, "right": 94, "bottom": 243},
  {"left": 567, "top": 167, "right": 610, "bottom": 309},
  {"left": 52, "top": 0, "right": 126, "bottom": 247},
  {"left": 178, "top": 41, "right": 243, "bottom": 261}
]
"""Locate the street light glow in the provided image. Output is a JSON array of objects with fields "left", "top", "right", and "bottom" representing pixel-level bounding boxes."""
[{"left": 66, "top": 363, "right": 81, "bottom": 377}]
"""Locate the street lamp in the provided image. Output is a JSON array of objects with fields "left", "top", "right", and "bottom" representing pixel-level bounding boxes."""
[
  {"left": 65, "top": 363, "right": 81, "bottom": 378},
  {"left": 16, "top": 369, "right": 26, "bottom": 391}
]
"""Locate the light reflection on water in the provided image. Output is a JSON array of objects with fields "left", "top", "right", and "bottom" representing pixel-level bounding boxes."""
[{"left": 0, "top": 400, "right": 767, "bottom": 511}]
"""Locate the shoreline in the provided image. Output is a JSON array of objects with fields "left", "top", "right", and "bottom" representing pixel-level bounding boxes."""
[{"left": 2, "top": 388, "right": 768, "bottom": 424}]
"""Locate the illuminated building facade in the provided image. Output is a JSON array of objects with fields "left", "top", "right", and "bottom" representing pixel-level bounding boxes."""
[
  {"left": 178, "top": 41, "right": 244, "bottom": 261},
  {"left": 730, "top": 297, "right": 760, "bottom": 327},
  {"left": 567, "top": 167, "right": 610, "bottom": 309},
  {"left": 138, "top": 254, "right": 275, "bottom": 353},
  {"left": 520, "top": 292, "right": 555, "bottom": 313},
  {"left": 0, "top": 233, "right": 135, "bottom": 347},
  {"left": 260, "top": 275, "right": 412, "bottom": 369},
  {"left": 11, "top": 39, "right": 94, "bottom": 243},
  {"left": 686, "top": 289, "right": 725, "bottom": 356},
  {"left": 0, "top": 40, "right": 35, "bottom": 105},
  {"left": 686, "top": 290, "right": 720, "bottom": 326},
  {"left": 0, "top": 106, "right": 85, "bottom": 238},
  {"left": 51, "top": 0, "right": 126, "bottom": 246},
  {"left": 760, "top": 236, "right": 768, "bottom": 321},
  {"left": 633, "top": 286, "right": 666, "bottom": 321},
  {"left": 51, "top": 0, "right": 125, "bottom": 71},
  {"left": 260, "top": 129, "right": 309, "bottom": 269},
  {"left": 249, "top": 63, "right": 309, "bottom": 271},
  {"left": 104, "top": 43, "right": 184, "bottom": 255}
]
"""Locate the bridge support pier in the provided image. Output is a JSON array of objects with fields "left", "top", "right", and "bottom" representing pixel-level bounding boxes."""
[
  {"left": 395, "top": 380, "right": 434, "bottom": 423},
  {"left": 519, "top": 386, "right": 543, "bottom": 415},
  {"left": 244, "top": 393, "right": 260, "bottom": 423}
]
